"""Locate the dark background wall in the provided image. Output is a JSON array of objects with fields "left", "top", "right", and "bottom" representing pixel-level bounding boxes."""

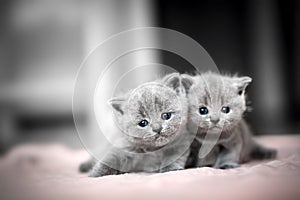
[{"left": 156, "top": 0, "right": 300, "bottom": 134}]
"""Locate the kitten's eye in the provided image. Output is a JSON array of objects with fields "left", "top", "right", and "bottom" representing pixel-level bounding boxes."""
[
  {"left": 221, "top": 106, "right": 230, "bottom": 114},
  {"left": 138, "top": 120, "right": 149, "bottom": 127},
  {"left": 199, "top": 107, "right": 209, "bottom": 115},
  {"left": 161, "top": 112, "right": 172, "bottom": 120}
]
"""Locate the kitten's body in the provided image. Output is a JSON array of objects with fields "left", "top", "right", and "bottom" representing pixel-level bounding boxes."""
[
  {"left": 183, "top": 72, "right": 276, "bottom": 169},
  {"left": 80, "top": 73, "right": 193, "bottom": 177}
]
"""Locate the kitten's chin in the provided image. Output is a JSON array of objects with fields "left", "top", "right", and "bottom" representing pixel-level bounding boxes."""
[
  {"left": 201, "top": 127, "right": 223, "bottom": 135},
  {"left": 208, "top": 125, "right": 234, "bottom": 134}
]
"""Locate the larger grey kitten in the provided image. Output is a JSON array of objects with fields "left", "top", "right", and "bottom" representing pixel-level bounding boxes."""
[
  {"left": 79, "top": 73, "right": 193, "bottom": 177},
  {"left": 183, "top": 72, "right": 277, "bottom": 169}
]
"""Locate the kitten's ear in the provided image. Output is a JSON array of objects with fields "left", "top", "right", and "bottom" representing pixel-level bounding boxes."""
[
  {"left": 162, "top": 73, "right": 182, "bottom": 93},
  {"left": 234, "top": 76, "right": 252, "bottom": 95},
  {"left": 107, "top": 97, "right": 126, "bottom": 115},
  {"left": 181, "top": 74, "right": 194, "bottom": 92}
]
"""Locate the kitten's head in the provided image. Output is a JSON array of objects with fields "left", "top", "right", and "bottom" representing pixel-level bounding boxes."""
[
  {"left": 183, "top": 72, "right": 252, "bottom": 133},
  {"left": 108, "top": 73, "right": 188, "bottom": 148}
]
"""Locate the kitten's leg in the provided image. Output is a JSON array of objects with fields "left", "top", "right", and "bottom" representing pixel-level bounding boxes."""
[
  {"left": 79, "top": 158, "right": 95, "bottom": 173},
  {"left": 89, "top": 152, "right": 125, "bottom": 177},
  {"left": 160, "top": 150, "right": 189, "bottom": 173},
  {"left": 185, "top": 139, "right": 201, "bottom": 169},
  {"left": 214, "top": 143, "right": 242, "bottom": 169}
]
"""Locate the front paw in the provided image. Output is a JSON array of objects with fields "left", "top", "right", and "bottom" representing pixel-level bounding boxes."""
[
  {"left": 218, "top": 162, "right": 239, "bottom": 169},
  {"left": 89, "top": 163, "right": 121, "bottom": 177},
  {"left": 79, "top": 161, "right": 94, "bottom": 173},
  {"left": 160, "top": 163, "right": 184, "bottom": 173}
]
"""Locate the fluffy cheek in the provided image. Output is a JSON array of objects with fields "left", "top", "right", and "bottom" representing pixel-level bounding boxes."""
[
  {"left": 197, "top": 115, "right": 210, "bottom": 128},
  {"left": 162, "top": 123, "right": 177, "bottom": 136},
  {"left": 223, "top": 111, "right": 243, "bottom": 129},
  {"left": 126, "top": 125, "right": 145, "bottom": 138},
  {"left": 163, "top": 116, "right": 182, "bottom": 135},
  {"left": 154, "top": 120, "right": 182, "bottom": 147},
  {"left": 187, "top": 108, "right": 209, "bottom": 131}
]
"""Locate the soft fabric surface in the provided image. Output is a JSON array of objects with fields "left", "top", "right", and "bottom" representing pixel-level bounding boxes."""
[{"left": 0, "top": 135, "right": 300, "bottom": 200}]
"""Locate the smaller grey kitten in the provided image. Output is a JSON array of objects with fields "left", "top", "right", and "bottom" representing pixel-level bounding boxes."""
[
  {"left": 182, "top": 72, "right": 277, "bottom": 169},
  {"left": 79, "top": 73, "right": 193, "bottom": 177}
]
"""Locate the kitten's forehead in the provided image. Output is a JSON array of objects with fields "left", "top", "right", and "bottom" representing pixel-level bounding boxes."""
[
  {"left": 191, "top": 74, "right": 237, "bottom": 105},
  {"left": 127, "top": 84, "right": 180, "bottom": 116}
]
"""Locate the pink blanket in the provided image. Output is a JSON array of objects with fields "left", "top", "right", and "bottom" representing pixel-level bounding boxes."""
[{"left": 1, "top": 135, "right": 300, "bottom": 200}]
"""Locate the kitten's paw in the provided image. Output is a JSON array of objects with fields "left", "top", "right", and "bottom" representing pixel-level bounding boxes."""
[
  {"left": 79, "top": 161, "right": 93, "bottom": 173},
  {"left": 160, "top": 163, "right": 184, "bottom": 173},
  {"left": 266, "top": 148, "right": 277, "bottom": 159},
  {"left": 218, "top": 162, "right": 239, "bottom": 169},
  {"left": 89, "top": 164, "right": 121, "bottom": 177}
]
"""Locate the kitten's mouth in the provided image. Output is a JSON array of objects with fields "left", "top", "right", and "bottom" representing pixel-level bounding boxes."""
[
  {"left": 143, "top": 133, "right": 159, "bottom": 140},
  {"left": 209, "top": 125, "right": 223, "bottom": 130},
  {"left": 143, "top": 131, "right": 177, "bottom": 143}
]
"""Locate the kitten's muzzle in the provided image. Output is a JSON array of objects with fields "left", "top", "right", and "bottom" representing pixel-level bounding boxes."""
[
  {"left": 152, "top": 124, "right": 163, "bottom": 134},
  {"left": 210, "top": 115, "right": 220, "bottom": 125}
]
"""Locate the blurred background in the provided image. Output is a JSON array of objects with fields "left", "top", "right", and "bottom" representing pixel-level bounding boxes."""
[{"left": 0, "top": 0, "right": 299, "bottom": 153}]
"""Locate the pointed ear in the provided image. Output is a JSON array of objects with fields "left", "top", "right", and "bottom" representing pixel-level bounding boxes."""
[
  {"left": 162, "top": 73, "right": 182, "bottom": 93},
  {"left": 234, "top": 76, "right": 252, "bottom": 95},
  {"left": 181, "top": 74, "right": 194, "bottom": 92},
  {"left": 107, "top": 97, "right": 126, "bottom": 115}
]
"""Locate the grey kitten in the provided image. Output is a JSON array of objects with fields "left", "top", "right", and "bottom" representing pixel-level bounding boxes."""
[
  {"left": 79, "top": 73, "right": 193, "bottom": 177},
  {"left": 182, "top": 72, "right": 277, "bottom": 169}
]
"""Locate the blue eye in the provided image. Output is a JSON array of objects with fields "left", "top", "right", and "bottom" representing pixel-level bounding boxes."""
[
  {"left": 199, "top": 107, "right": 209, "bottom": 115},
  {"left": 161, "top": 112, "right": 172, "bottom": 120},
  {"left": 221, "top": 106, "right": 230, "bottom": 114},
  {"left": 138, "top": 120, "right": 149, "bottom": 127}
]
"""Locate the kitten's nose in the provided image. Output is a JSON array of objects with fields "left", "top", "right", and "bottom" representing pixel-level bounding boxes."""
[
  {"left": 152, "top": 124, "right": 162, "bottom": 133},
  {"left": 210, "top": 116, "right": 220, "bottom": 124}
]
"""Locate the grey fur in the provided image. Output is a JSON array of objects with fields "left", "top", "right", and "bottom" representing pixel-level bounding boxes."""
[
  {"left": 80, "top": 73, "right": 193, "bottom": 177},
  {"left": 184, "top": 72, "right": 277, "bottom": 169}
]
